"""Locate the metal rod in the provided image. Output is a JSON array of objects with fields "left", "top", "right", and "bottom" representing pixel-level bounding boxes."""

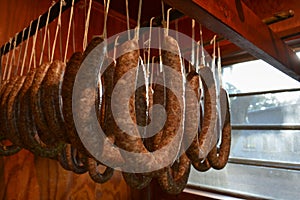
[
  {"left": 232, "top": 124, "right": 300, "bottom": 130},
  {"left": 229, "top": 158, "right": 300, "bottom": 171},
  {"left": 0, "top": 0, "right": 80, "bottom": 56},
  {"left": 229, "top": 87, "right": 300, "bottom": 97}
]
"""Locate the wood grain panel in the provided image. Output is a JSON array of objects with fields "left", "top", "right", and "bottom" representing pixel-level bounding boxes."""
[{"left": 0, "top": 1, "right": 142, "bottom": 199}]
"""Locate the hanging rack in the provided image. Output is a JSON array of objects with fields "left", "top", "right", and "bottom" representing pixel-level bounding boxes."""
[{"left": 0, "top": 0, "right": 80, "bottom": 57}]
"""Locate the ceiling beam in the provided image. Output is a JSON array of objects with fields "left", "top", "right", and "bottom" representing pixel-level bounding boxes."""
[{"left": 163, "top": 0, "right": 300, "bottom": 81}]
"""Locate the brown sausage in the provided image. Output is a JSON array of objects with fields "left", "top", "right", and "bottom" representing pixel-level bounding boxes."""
[
  {"left": 198, "top": 66, "right": 218, "bottom": 158},
  {"left": 122, "top": 171, "right": 152, "bottom": 189},
  {"left": 135, "top": 60, "right": 148, "bottom": 138},
  {"left": 61, "top": 52, "right": 87, "bottom": 153},
  {"left": 154, "top": 35, "right": 188, "bottom": 194},
  {"left": 113, "top": 39, "right": 153, "bottom": 186},
  {"left": 30, "top": 62, "right": 54, "bottom": 145},
  {"left": 62, "top": 37, "right": 103, "bottom": 156},
  {"left": 0, "top": 76, "right": 22, "bottom": 155},
  {"left": 152, "top": 35, "right": 184, "bottom": 156},
  {"left": 6, "top": 76, "right": 26, "bottom": 147},
  {"left": 186, "top": 66, "right": 218, "bottom": 163},
  {"left": 19, "top": 67, "right": 64, "bottom": 158},
  {"left": 184, "top": 69, "right": 201, "bottom": 161},
  {"left": 64, "top": 144, "right": 88, "bottom": 174},
  {"left": 113, "top": 39, "right": 151, "bottom": 161},
  {"left": 87, "top": 157, "right": 114, "bottom": 184},
  {"left": 41, "top": 60, "right": 67, "bottom": 142},
  {"left": 157, "top": 153, "right": 191, "bottom": 194},
  {"left": 207, "top": 88, "right": 231, "bottom": 169}
]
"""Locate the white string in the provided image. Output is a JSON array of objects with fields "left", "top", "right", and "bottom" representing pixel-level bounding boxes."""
[
  {"left": 29, "top": 15, "right": 41, "bottom": 70},
  {"left": 10, "top": 34, "right": 18, "bottom": 75},
  {"left": 147, "top": 17, "right": 154, "bottom": 76},
  {"left": 47, "top": 29, "right": 51, "bottom": 61},
  {"left": 217, "top": 42, "right": 222, "bottom": 88},
  {"left": 83, "top": 0, "right": 92, "bottom": 51},
  {"left": 102, "top": 0, "right": 111, "bottom": 39},
  {"left": 17, "top": 28, "right": 26, "bottom": 67},
  {"left": 199, "top": 24, "right": 205, "bottom": 67},
  {"left": 125, "top": 0, "right": 130, "bottom": 40},
  {"left": 136, "top": 0, "right": 142, "bottom": 39},
  {"left": 113, "top": 35, "right": 119, "bottom": 61},
  {"left": 51, "top": 0, "right": 64, "bottom": 62},
  {"left": 21, "top": 21, "right": 33, "bottom": 76},
  {"left": 72, "top": 15, "right": 76, "bottom": 52},
  {"left": 161, "top": 0, "right": 165, "bottom": 23},
  {"left": 191, "top": 19, "right": 195, "bottom": 66},
  {"left": 166, "top": 8, "right": 172, "bottom": 36},
  {"left": 64, "top": 0, "right": 75, "bottom": 63},
  {"left": 40, "top": 5, "right": 52, "bottom": 65},
  {"left": 158, "top": 29, "right": 163, "bottom": 73},
  {"left": 3, "top": 38, "right": 12, "bottom": 80},
  {"left": 7, "top": 38, "right": 14, "bottom": 80}
]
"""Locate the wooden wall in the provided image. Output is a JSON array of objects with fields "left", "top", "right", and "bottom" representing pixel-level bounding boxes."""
[{"left": 0, "top": 1, "right": 145, "bottom": 199}]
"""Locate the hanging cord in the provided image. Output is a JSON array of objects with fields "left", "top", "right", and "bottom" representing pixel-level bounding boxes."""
[
  {"left": 40, "top": 5, "right": 53, "bottom": 65},
  {"left": 7, "top": 38, "right": 15, "bottom": 80},
  {"left": 82, "top": 0, "right": 92, "bottom": 51},
  {"left": 147, "top": 17, "right": 155, "bottom": 76},
  {"left": 21, "top": 21, "right": 33, "bottom": 76},
  {"left": 47, "top": 30, "right": 51, "bottom": 61},
  {"left": 102, "top": 0, "right": 111, "bottom": 39},
  {"left": 158, "top": 27, "right": 163, "bottom": 73},
  {"left": 59, "top": 1, "right": 67, "bottom": 61},
  {"left": 191, "top": 19, "right": 195, "bottom": 67},
  {"left": 150, "top": 56, "right": 155, "bottom": 85},
  {"left": 113, "top": 35, "right": 120, "bottom": 62},
  {"left": 125, "top": 0, "right": 130, "bottom": 40},
  {"left": 29, "top": 15, "right": 41, "bottom": 69},
  {"left": 17, "top": 28, "right": 26, "bottom": 68},
  {"left": 161, "top": 0, "right": 166, "bottom": 27},
  {"left": 64, "top": 0, "right": 75, "bottom": 63},
  {"left": 166, "top": 8, "right": 172, "bottom": 36},
  {"left": 135, "top": 0, "right": 142, "bottom": 39},
  {"left": 51, "top": 0, "right": 64, "bottom": 62},
  {"left": 199, "top": 24, "right": 205, "bottom": 67},
  {"left": 10, "top": 34, "right": 18, "bottom": 76},
  {"left": 217, "top": 42, "right": 222, "bottom": 88},
  {"left": 3, "top": 38, "right": 12, "bottom": 80},
  {"left": 210, "top": 35, "right": 217, "bottom": 75},
  {"left": 72, "top": 13, "right": 76, "bottom": 52}
]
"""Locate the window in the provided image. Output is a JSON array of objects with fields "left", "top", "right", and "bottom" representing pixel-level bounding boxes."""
[{"left": 187, "top": 54, "right": 300, "bottom": 199}]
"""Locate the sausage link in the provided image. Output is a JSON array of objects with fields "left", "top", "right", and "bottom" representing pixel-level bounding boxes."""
[
  {"left": 207, "top": 88, "right": 231, "bottom": 169},
  {"left": 184, "top": 69, "right": 201, "bottom": 161},
  {"left": 200, "top": 67, "right": 218, "bottom": 155},
  {"left": 64, "top": 144, "right": 88, "bottom": 174},
  {"left": 122, "top": 172, "right": 152, "bottom": 189},
  {"left": 30, "top": 62, "right": 54, "bottom": 145},
  {"left": 5, "top": 76, "right": 26, "bottom": 147},
  {"left": 153, "top": 35, "right": 184, "bottom": 155},
  {"left": 157, "top": 153, "right": 191, "bottom": 194},
  {"left": 154, "top": 35, "right": 187, "bottom": 194},
  {"left": 87, "top": 157, "right": 114, "bottom": 184},
  {"left": 112, "top": 39, "right": 154, "bottom": 186},
  {"left": 62, "top": 52, "right": 90, "bottom": 155},
  {"left": 41, "top": 60, "right": 67, "bottom": 143},
  {"left": 19, "top": 67, "right": 64, "bottom": 158},
  {"left": 113, "top": 39, "right": 150, "bottom": 158},
  {"left": 0, "top": 77, "right": 22, "bottom": 155}
]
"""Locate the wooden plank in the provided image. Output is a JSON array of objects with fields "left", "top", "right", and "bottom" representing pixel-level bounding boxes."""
[{"left": 163, "top": 0, "right": 300, "bottom": 81}]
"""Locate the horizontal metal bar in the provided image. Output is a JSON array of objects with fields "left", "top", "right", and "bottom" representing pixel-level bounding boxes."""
[
  {"left": 232, "top": 124, "right": 300, "bottom": 130},
  {"left": 229, "top": 157, "right": 300, "bottom": 171},
  {"left": 229, "top": 87, "right": 300, "bottom": 97}
]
